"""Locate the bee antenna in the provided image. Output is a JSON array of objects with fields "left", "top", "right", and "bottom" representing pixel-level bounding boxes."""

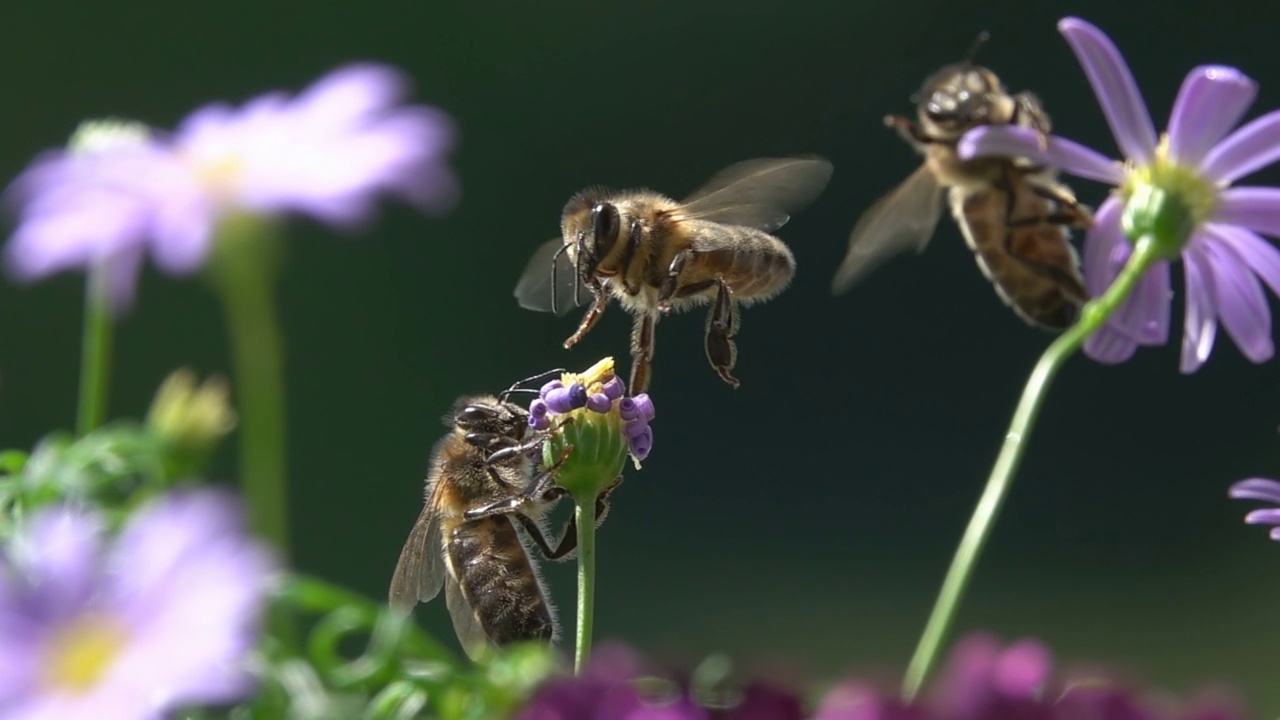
[
  {"left": 964, "top": 31, "right": 991, "bottom": 67},
  {"left": 550, "top": 242, "right": 570, "bottom": 315},
  {"left": 501, "top": 367, "right": 568, "bottom": 400}
]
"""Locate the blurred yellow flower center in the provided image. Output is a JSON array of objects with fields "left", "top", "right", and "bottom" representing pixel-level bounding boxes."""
[
  {"left": 41, "top": 614, "right": 128, "bottom": 693},
  {"left": 195, "top": 153, "right": 247, "bottom": 198}
]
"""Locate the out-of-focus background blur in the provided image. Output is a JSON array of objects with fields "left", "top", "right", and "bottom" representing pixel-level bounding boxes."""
[{"left": 3, "top": 0, "right": 1278, "bottom": 710}]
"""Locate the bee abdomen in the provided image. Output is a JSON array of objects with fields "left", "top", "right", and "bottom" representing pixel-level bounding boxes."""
[
  {"left": 448, "top": 517, "right": 554, "bottom": 646},
  {"left": 701, "top": 228, "right": 796, "bottom": 300}
]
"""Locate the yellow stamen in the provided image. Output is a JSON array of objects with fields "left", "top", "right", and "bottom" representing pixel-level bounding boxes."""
[
  {"left": 1121, "top": 134, "right": 1219, "bottom": 228},
  {"left": 560, "top": 356, "right": 617, "bottom": 395},
  {"left": 41, "top": 614, "right": 128, "bottom": 694}
]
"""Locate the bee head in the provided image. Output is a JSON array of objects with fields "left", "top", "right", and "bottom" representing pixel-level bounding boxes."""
[
  {"left": 561, "top": 189, "right": 622, "bottom": 277},
  {"left": 449, "top": 395, "right": 530, "bottom": 441},
  {"left": 915, "top": 63, "right": 1007, "bottom": 138}
]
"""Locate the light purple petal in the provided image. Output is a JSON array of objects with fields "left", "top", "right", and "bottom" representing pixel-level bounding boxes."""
[
  {"left": 293, "top": 63, "right": 410, "bottom": 125},
  {"left": 1201, "top": 110, "right": 1280, "bottom": 183},
  {"left": 992, "top": 640, "right": 1053, "bottom": 697},
  {"left": 1084, "top": 324, "right": 1140, "bottom": 364},
  {"left": 1181, "top": 244, "right": 1220, "bottom": 373},
  {"left": 1200, "top": 233, "right": 1274, "bottom": 363},
  {"left": 1230, "top": 477, "right": 1280, "bottom": 503},
  {"left": 7, "top": 506, "right": 103, "bottom": 615},
  {"left": 1215, "top": 186, "right": 1280, "bottom": 240},
  {"left": 958, "top": 126, "right": 1124, "bottom": 184},
  {"left": 1059, "top": 17, "right": 1158, "bottom": 163},
  {"left": 1245, "top": 508, "right": 1280, "bottom": 524},
  {"left": 1082, "top": 197, "right": 1125, "bottom": 297},
  {"left": 1208, "top": 223, "right": 1280, "bottom": 297},
  {"left": 1167, "top": 66, "right": 1258, "bottom": 166}
]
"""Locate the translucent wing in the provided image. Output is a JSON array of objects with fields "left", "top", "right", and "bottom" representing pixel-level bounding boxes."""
[
  {"left": 445, "top": 575, "right": 491, "bottom": 660},
  {"left": 388, "top": 479, "right": 448, "bottom": 613},
  {"left": 679, "top": 156, "right": 834, "bottom": 232},
  {"left": 831, "top": 164, "right": 946, "bottom": 294},
  {"left": 513, "top": 237, "right": 589, "bottom": 316}
]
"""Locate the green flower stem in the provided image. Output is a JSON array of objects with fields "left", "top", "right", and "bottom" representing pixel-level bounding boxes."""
[
  {"left": 208, "top": 217, "right": 292, "bottom": 644},
  {"left": 573, "top": 496, "right": 598, "bottom": 674},
  {"left": 75, "top": 266, "right": 114, "bottom": 437},
  {"left": 901, "top": 235, "right": 1162, "bottom": 701}
]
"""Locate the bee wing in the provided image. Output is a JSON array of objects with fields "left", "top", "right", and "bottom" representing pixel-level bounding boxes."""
[
  {"left": 445, "top": 574, "right": 491, "bottom": 661},
  {"left": 679, "top": 156, "right": 834, "bottom": 232},
  {"left": 513, "top": 237, "right": 589, "bottom": 316},
  {"left": 830, "top": 164, "right": 946, "bottom": 295},
  {"left": 388, "top": 484, "right": 448, "bottom": 613}
]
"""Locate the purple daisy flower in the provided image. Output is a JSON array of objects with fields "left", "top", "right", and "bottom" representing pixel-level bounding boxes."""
[
  {"left": 1229, "top": 477, "right": 1280, "bottom": 539},
  {"left": 958, "top": 17, "right": 1280, "bottom": 373},
  {"left": 4, "top": 63, "right": 457, "bottom": 312},
  {"left": 0, "top": 488, "right": 275, "bottom": 719}
]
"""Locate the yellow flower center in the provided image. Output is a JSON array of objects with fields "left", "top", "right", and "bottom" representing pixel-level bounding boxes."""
[
  {"left": 41, "top": 614, "right": 128, "bottom": 694},
  {"left": 193, "top": 152, "right": 247, "bottom": 200},
  {"left": 1121, "top": 135, "right": 1220, "bottom": 227},
  {"left": 560, "top": 356, "right": 617, "bottom": 396}
]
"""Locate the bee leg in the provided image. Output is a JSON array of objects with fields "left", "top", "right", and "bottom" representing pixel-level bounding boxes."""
[
  {"left": 883, "top": 115, "right": 936, "bottom": 147},
  {"left": 466, "top": 450, "right": 574, "bottom": 522},
  {"left": 514, "top": 476, "right": 624, "bottom": 560},
  {"left": 704, "top": 277, "right": 741, "bottom": 389},
  {"left": 656, "top": 249, "right": 693, "bottom": 312},
  {"left": 619, "top": 217, "right": 645, "bottom": 295},
  {"left": 629, "top": 313, "right": 658, "bottom": 394},
  {"left": 563, "top": 283, "right": 609, "bottom": 350}
]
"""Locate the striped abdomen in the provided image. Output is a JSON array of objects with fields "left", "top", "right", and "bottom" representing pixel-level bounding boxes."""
[
  {"left": 447, "top": 516, "right": 554, "bottom": 646},
  {"left": 950, "top": 181, "right": 1088, "bottom": 330},
  {"left": 686, "top": 223, "right": 796, "bottom": 302}
]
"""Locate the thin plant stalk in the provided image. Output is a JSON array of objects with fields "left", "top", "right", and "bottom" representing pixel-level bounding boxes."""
[
  {"left": 901, "top": 236, "right": 1161, "bottom": 700},
  {"left": 574, "top": 498, "right": 598, "bottom": 674},
  {"left": 76, "top": 265, "right": 114, "bottom": 436}
]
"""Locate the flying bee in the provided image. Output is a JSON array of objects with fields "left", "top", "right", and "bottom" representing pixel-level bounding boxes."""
[
  {"left": 388, "top": 373, "right": 620, "bottom": 659},
  {"left": 830, "top": 34, "right": 1092, "bottom": 330},
  {"left": 513, "top": 156, "right": 834, "bottom": 393}
]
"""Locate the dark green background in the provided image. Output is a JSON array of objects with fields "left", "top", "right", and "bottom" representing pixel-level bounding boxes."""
[{"left": 4, "top": 0, "right": 1280, "bottom": 711}]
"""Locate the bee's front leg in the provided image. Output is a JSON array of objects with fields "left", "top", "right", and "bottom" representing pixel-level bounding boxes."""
[
  {"left": 704, "top": 277, "right": 741, "bottom": 389},
  {"left": 563, "top": 284, "right": 609, "bottom": 349},
  {"left": 884, "top": 115, "right": 934, "bottom": 147}
]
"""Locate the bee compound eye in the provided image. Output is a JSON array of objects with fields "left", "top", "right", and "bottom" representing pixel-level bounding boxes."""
[
  {"left": 457, "top": 406, "right": 497, "bottom": 425},
  {"left": 591, "top": 203, "right": 621, "bottom": 254}
]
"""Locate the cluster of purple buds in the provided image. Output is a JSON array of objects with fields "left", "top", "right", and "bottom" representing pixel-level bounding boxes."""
[{"left": 527, "top": 367, "right": 656, "bottom": 462}]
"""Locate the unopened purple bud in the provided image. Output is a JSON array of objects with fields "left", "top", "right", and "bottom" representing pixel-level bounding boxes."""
[
  {"left": 618, "top": 397, "right": 640, "bottom": 422},
  {"left": 567, "top": 383, "right": 588, "bottom": 409},
  {"left": 539, "top": 379, "right": 563, "bottom": 398},
  {"left": 601, "top": 376, "right": 625, "bottom": 400},
  {"left": 629, "top": 425, "right": 653, "bottom": 461},
  {"left": 528, "top": 414, "right": 550, "bottom": 431},
  {"left": 544, "top": 387, "right": 574, "bottom": 414},
  {"left": 586, "top": 393, "right": 612, "bottom": 413},
  {"left": 631, "top": 394, "right": 655, "bottom": 422},
  {"left": 529, "top": 399, "right": 548, "bottom": 418},
  {"left": 625, "top": 417, "right": 648, "bottom": 439}
]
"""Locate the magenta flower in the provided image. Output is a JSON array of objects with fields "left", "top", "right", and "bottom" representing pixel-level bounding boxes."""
[
  {"left": 958, "top": 17, "right": 1280, "bottom": 372},
  {"left": 813, "top": 633, "right": 1244, "bottom": 720},
  {"left": 1229, "top": 477, "right": 1280, "bottom": 540},
  {"left": 0, "top": 489, "right": 275, "bottom": 719},
  {"left": 4, "top": 63, "right": 457, "bottom": 312}
]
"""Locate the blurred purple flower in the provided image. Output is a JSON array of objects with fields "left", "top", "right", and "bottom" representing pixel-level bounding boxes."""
[
  {"left": 516, "top": 643, "right": 802, "bottom": 720},
  {"left": 1229, "top": 477, "right": 1280, "bottom": 540},
  {"left": 959, "top": 17, "right": 1280, "bottom": 373},
  {"left": 0, "top": 488, "right": 275, "bottom": 719},
  {"left": 4, "top": 63, "right": 457, "bottom": 312},
  {"left": 815, "top": 633, "right": 1244, "bottom": 720}
]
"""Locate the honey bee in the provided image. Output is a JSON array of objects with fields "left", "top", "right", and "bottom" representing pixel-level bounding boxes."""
[
  {"left": 830, "top": 35, "right": 1091, "bottom": 330},
  {"left": 513, "top": 156, "right": 833, "bottom": 393},
  {"left": 388, "top": 377, "right": 619, "bottom": 659}
]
